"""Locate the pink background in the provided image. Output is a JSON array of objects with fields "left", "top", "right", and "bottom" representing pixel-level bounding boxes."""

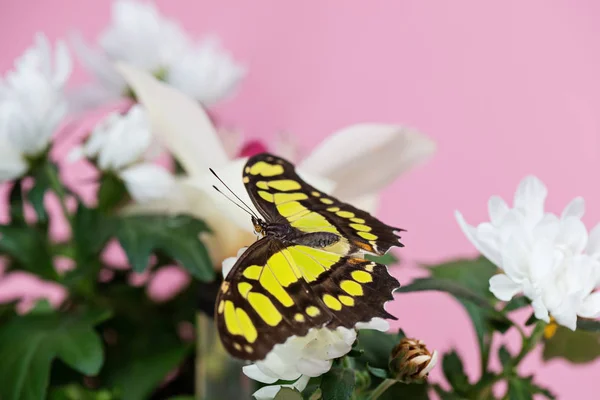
[{"left": 2, "top": 0, "right": 600, "bottom": 397}]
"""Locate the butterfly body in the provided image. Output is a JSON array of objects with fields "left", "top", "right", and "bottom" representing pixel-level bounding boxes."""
[{"left": 215, "top": 153, "right": 403, "bottom": 361}]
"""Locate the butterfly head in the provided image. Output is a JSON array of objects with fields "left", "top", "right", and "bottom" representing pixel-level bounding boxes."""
[{"left": 251, "top": 216, "right": 268, "bottom": 237}]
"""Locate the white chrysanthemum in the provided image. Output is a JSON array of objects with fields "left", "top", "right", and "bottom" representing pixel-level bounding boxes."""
[
  {"left": 70, "top": 0, "right": 244, "bottom": 110},
  {"left": 0, "top": 33, "right": 71, "bottom": 181},
  {"left": 456, "top": 176, "right": 600, "bottom": 330},
  {"left": 69, "top": 104, "right": 176, "bottom": 203},
  {"left": 221, "top": 249, "right": 390, "bottom": 400}
]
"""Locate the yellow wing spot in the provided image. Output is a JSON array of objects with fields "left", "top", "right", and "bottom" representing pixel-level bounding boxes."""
[
  {"left": 243, "top": 176, "right": 250, "bottom": 183},
  {"left": 248, "top": 292, "right": 282, "bottom": 326},
  {"left": 274, "top": 192, "right": 308, "bottom": 203},
  {"left": 337, "top": 211, "right": 355, "bottom": 218},
  {"left": 243, "top": 265, "right": 262, "bottom": 280},
  {"left": 294, "top": 313, "right": 305, "bottom": 322},
  {"left": 341, "top": 280, "right": 364, "bottom": 296},
  {"left": 277, "top": 201, "right": 306, "bottom": 218},
  {"left": 259, "top": 268, "right": 294, "bottom": 307},
  {"left": 358, "top": 231, "right": 378, "bottom": 241},
  {"left": 217, "top": 300, "right": 225, "bottom": 314},
  {"left": 244, "top": 345, "right": 254, "bottom": 353},
  {"left": 287, "top": 246, "right": 340, "bottom": 282},
  {"left": 236, "top": 308, "right": 258, "bottom": 343},
  {"left": 221, "top": 281, "right": 230, "bottom": 293},
  {"left": 224, "top": 301, "right": 242, "bottom": 335},
  {"left": 365, "top": 263, "right": 375, "bottom": 272},
  {"left": 268, "top": 250, "right": 301, "bottom": 286},
  {"left": 258, "top": 190, "right": 274, "bottom": 202},
  {"left": 306, "top": 306, "right": 321, "bottom": 317},
  {"left": 327, "top": 207, "right": 340, "bottom": 212},
  {"left": 256, "top": 181, "right": 269, "bottom": 190},
  {"left": 234, "top": 343, "right": 242, "bottom": 351},
  {"left": 323, "top": 294, "right": 342, "bottom": 311},
  {"left": 320, "top": 198, "right": 334, "bottom": 205},
  {"left": 244, "top": 167, "right": 250, "bottom": 173},
  {"left": 352, "top": 270, "right": 373, "bottom": 283},
  {"left": 268, "top": 179, "right": 302, "bottom": 191},
  {"left": 237, "top": 282, "right": 252, "bottom": 298},
  {"left": 249, "top": 161, "right": 284, "bottom": 177},
  {"left": 292, "top": 212, "right": 339, "bottom": 234},
  {"left": 351, "top": 217, "right": 365, "bottom": 223},
  {"left": 311, "top": 191, "right": 321, "bottom": 197},
  {"left": 350, "top": 223, "right": 371, "bottom": 232},
  {"left": 339, "top": 295, "right": 355, "bottom": 306}
]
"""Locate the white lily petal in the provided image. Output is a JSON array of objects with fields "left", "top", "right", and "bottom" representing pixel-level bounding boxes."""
[
  {"left": 513, "top": 175, "right": 547, "bottom": 221},
  {"left": 586, "top": 223, "right": 600, "bottom": 259},
  {"left": 488, "top": 196, "right": 509, "bottom": 226},
  {"left": 242, "top": 365, "right": 278, "bottom": 384},
  {"left": 296, "top": 358, "right": 332, "bottom": 377},
  {"left": 556, "top": 217, "right": 588, "bottom": 254},
  {"left": 561, "top": 196, "right": 585, "bottom": 219},
  {"left": 251, "top": 385, "right": 284, "bottom": 400},
  {"left": 529, "top": 238, "right": 556, "bottom": 284},
  {"left": 115, "top": 62, "right": 229, "bottom": 176},
  {"left": 531, "top": 297, "right": 550, "bottom": 323},
  {"left": 300, "top": 124, "right": 435, "bottom": 199},
  {"left": 578, "top": 292, "right": 600, "bottom": 318},
  {"left": 120, "top": 163, "right": 176, "bottom": 203},
  {"left": 455, "top": 211, "right": 502, "bottom": 266},
  {"left": 489, "top": 274, "right": 521, "bottom": 301}
]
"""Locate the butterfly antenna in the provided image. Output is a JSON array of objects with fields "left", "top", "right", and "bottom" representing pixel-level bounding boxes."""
[
  {"left": 209, "top": 168, "right": 259, "bottom": 218},
  {"left": 211, "top": 185, "right": 257, "bottom": 218}
]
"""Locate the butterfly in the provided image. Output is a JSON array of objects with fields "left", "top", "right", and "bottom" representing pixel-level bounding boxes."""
[{"left": 214, "top": 152, "right": 403, "bottom": 361}]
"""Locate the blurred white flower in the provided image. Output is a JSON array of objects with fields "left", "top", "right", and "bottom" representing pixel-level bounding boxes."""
[
  {"left": 0, "top": 33, "right": 71, "bottom": 181},
  {"left": 115, "top": 63, "right": 436, "bottom": 266},
  {"left": 456, "top": 176, "right": 600, "bottom": 330},
  {"left": 69, "top": 104, "right": 176, "bottom": 203},
  {"left": 70, "top": 0, "right": 244, "bottom": 110},
  {"left": 221, "top": 249, "right": 389, "bottom": 400}
]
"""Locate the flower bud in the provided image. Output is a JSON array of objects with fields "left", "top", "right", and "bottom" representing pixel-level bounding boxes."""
[{"left": 389, "top": 338, "right": 438, "bottom": 383}]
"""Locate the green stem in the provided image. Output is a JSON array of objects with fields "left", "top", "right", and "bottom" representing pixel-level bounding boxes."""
[
  {"left": 366, "top": 379, "right": 396, "bottom": 400},
  {"left": 513, "top": 321, "right": 545, "bottom": 365},
  {"left": 45, "top": 163, "right": 73, "bottom": 226}
]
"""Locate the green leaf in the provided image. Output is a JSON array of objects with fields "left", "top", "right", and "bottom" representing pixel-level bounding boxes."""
[
  {"left": 577, "top": 318, "right": 600, "bottom": 332},
  {"left": 543, "top": 325, "right": 600, "bottom": 363},
  {"left": 27, "top": 162, "right": 57, "bottom": 223},
  {"left": 98, "top": 173, "right": 129, "bottom": 212},
  {"left": 367, "top": 364, "right": 389, "bottom": 379},
  {"left": 0, "top": 225, "right": 56, "bottom": 279},
  {"left": 524, "top": 313, "right": 537, "bottom": 326},
  {"left": 116, "top": 214, "right": 214, "bottom": 280},
  {"left": 73, "top": 204, "right": 116, "bottom": 259},
  {"left": 49, "top": 384, "right": 116, "bottom": 400},
  {"left": 503, "top": 296, "right": 530, "bottom": 312},
  {"left": 0, "top": 308, "right": 110, "bottom": 400},
  {"left": 320, "top": 367, "right": 355, "bottom": 400},
  {"left": 507, "top": 377, "right": 534, "bottom": 400},
  {"left": 498, "top": 345, "right": 512, "bottom": 366},
  {"left": 432, "top": 384, "right": 469, "bottom": 400},
  {"left": 377, "top": 381, "right": 430, "bottom": 400},
  {"left": 355, "top": 329, "right": 402, "bottom": 369},
  {"left": 274, "top": 387, "right": 304, "bottom": 400},
  {"left": 442, "top": 350, "right": 470, "bottom": 394},
  {"left": 365, "top": 252, "right": 398, "bottom": 265}
]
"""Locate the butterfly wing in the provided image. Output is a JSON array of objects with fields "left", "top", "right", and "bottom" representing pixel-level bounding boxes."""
[
  {"left": 215, "top": 238, "right": 399, "bottom": 361},
  {"left": 243, "top": 153, "right": 404, "bottom": 255}
]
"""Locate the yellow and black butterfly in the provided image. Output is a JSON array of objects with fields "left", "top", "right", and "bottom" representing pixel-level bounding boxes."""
[{"left": 213, "top": 153, "right": 403, "bottom": 361}]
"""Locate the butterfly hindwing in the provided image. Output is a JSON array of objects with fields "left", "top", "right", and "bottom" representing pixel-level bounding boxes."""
[
  {"left": 215, "top": 239, "right": 399, "bottom": 361},
  {"left": 243, "top": 153, "right": 404, "bottom": 255}
]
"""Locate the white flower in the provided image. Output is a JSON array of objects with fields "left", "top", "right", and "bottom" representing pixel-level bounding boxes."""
[
  {"left": 0, "top": 33, "right": 71, "bottom": 181},
  {"left": 456, "top": 176, "right": 600, "bottom": 330},
  {"left": 69, "top": 104, "right": 176, "bottom": 203},
  {"left": 115, "top": 63, "right": 436, "bottom": 266},
  {"left": 70, "top": 0, "right": 244, "bottom": 110},
  {"left": 221, "top": 249, "right": 390, "bottom": 400}
]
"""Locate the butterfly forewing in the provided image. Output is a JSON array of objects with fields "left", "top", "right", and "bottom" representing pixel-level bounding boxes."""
[{"left": 242, "top": 153, "right": 404, "bottom": 255}]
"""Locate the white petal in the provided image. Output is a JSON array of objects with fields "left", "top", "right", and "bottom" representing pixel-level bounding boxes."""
[
  {"left": 242, "top": 364, "right": 278, "bottom": 384},
  {"left": 561, "top": 197, "right": 585, "bottom": 219},
  {"left": 300, "top": 125, "right": 435, "bottom": 200},
  {"left": 419, "top": 350, "right": 438, "bottom": 377},
  {"left": 115, "top": 62, "right": 229, "bottom": 176},
  {"left": 120, "top": 163, "right": 176, "bottom": 203},
  {"left": 488, "top": 196, "right": 509, "bottom": 226},
  {"left": 291, "top": 375, "right": 311, "bottom": 392},
  {"left": 455, "top": 211, "right": 502, "bottom": 266},
  {"left": 221, "top": 247, "right": 247, "bottom": 279},
  {"left": 531, "top": 296, "right": 550, "bottom": 323},
  {"left": 296, "top": 358, "right": 332, "bottom": 377},
  {"left": 355, "top": 317, "right": 389, "bottom": 332},
  {"left": 344, "top": 193, "right": 379, "bottom": 215},
  {"left": 578, "top": 292, "right": 600, "bottom": 318},
  {"left": 0, "top": 139, "right": 27, "bottom": 182},
  {"left": 556, "top": 217, "right": 588, "bottom": 254},
  {"left": 66, "top": 84, "right": 122, "bottom": 114},
  {"left": 529, "top": 239, "right": 557, "bottom": 284},
  {"left": 252, "top": 385, "right": 283, "bottom": 400},
  {"left": 586, "top": 223, "right": 600, "bottom": 259},
  {"left": 489, "top": 274, "right": 521, "bottom": 301},
  {"left": 513, "top": 176, "right": 547, "bottom": 221}
]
